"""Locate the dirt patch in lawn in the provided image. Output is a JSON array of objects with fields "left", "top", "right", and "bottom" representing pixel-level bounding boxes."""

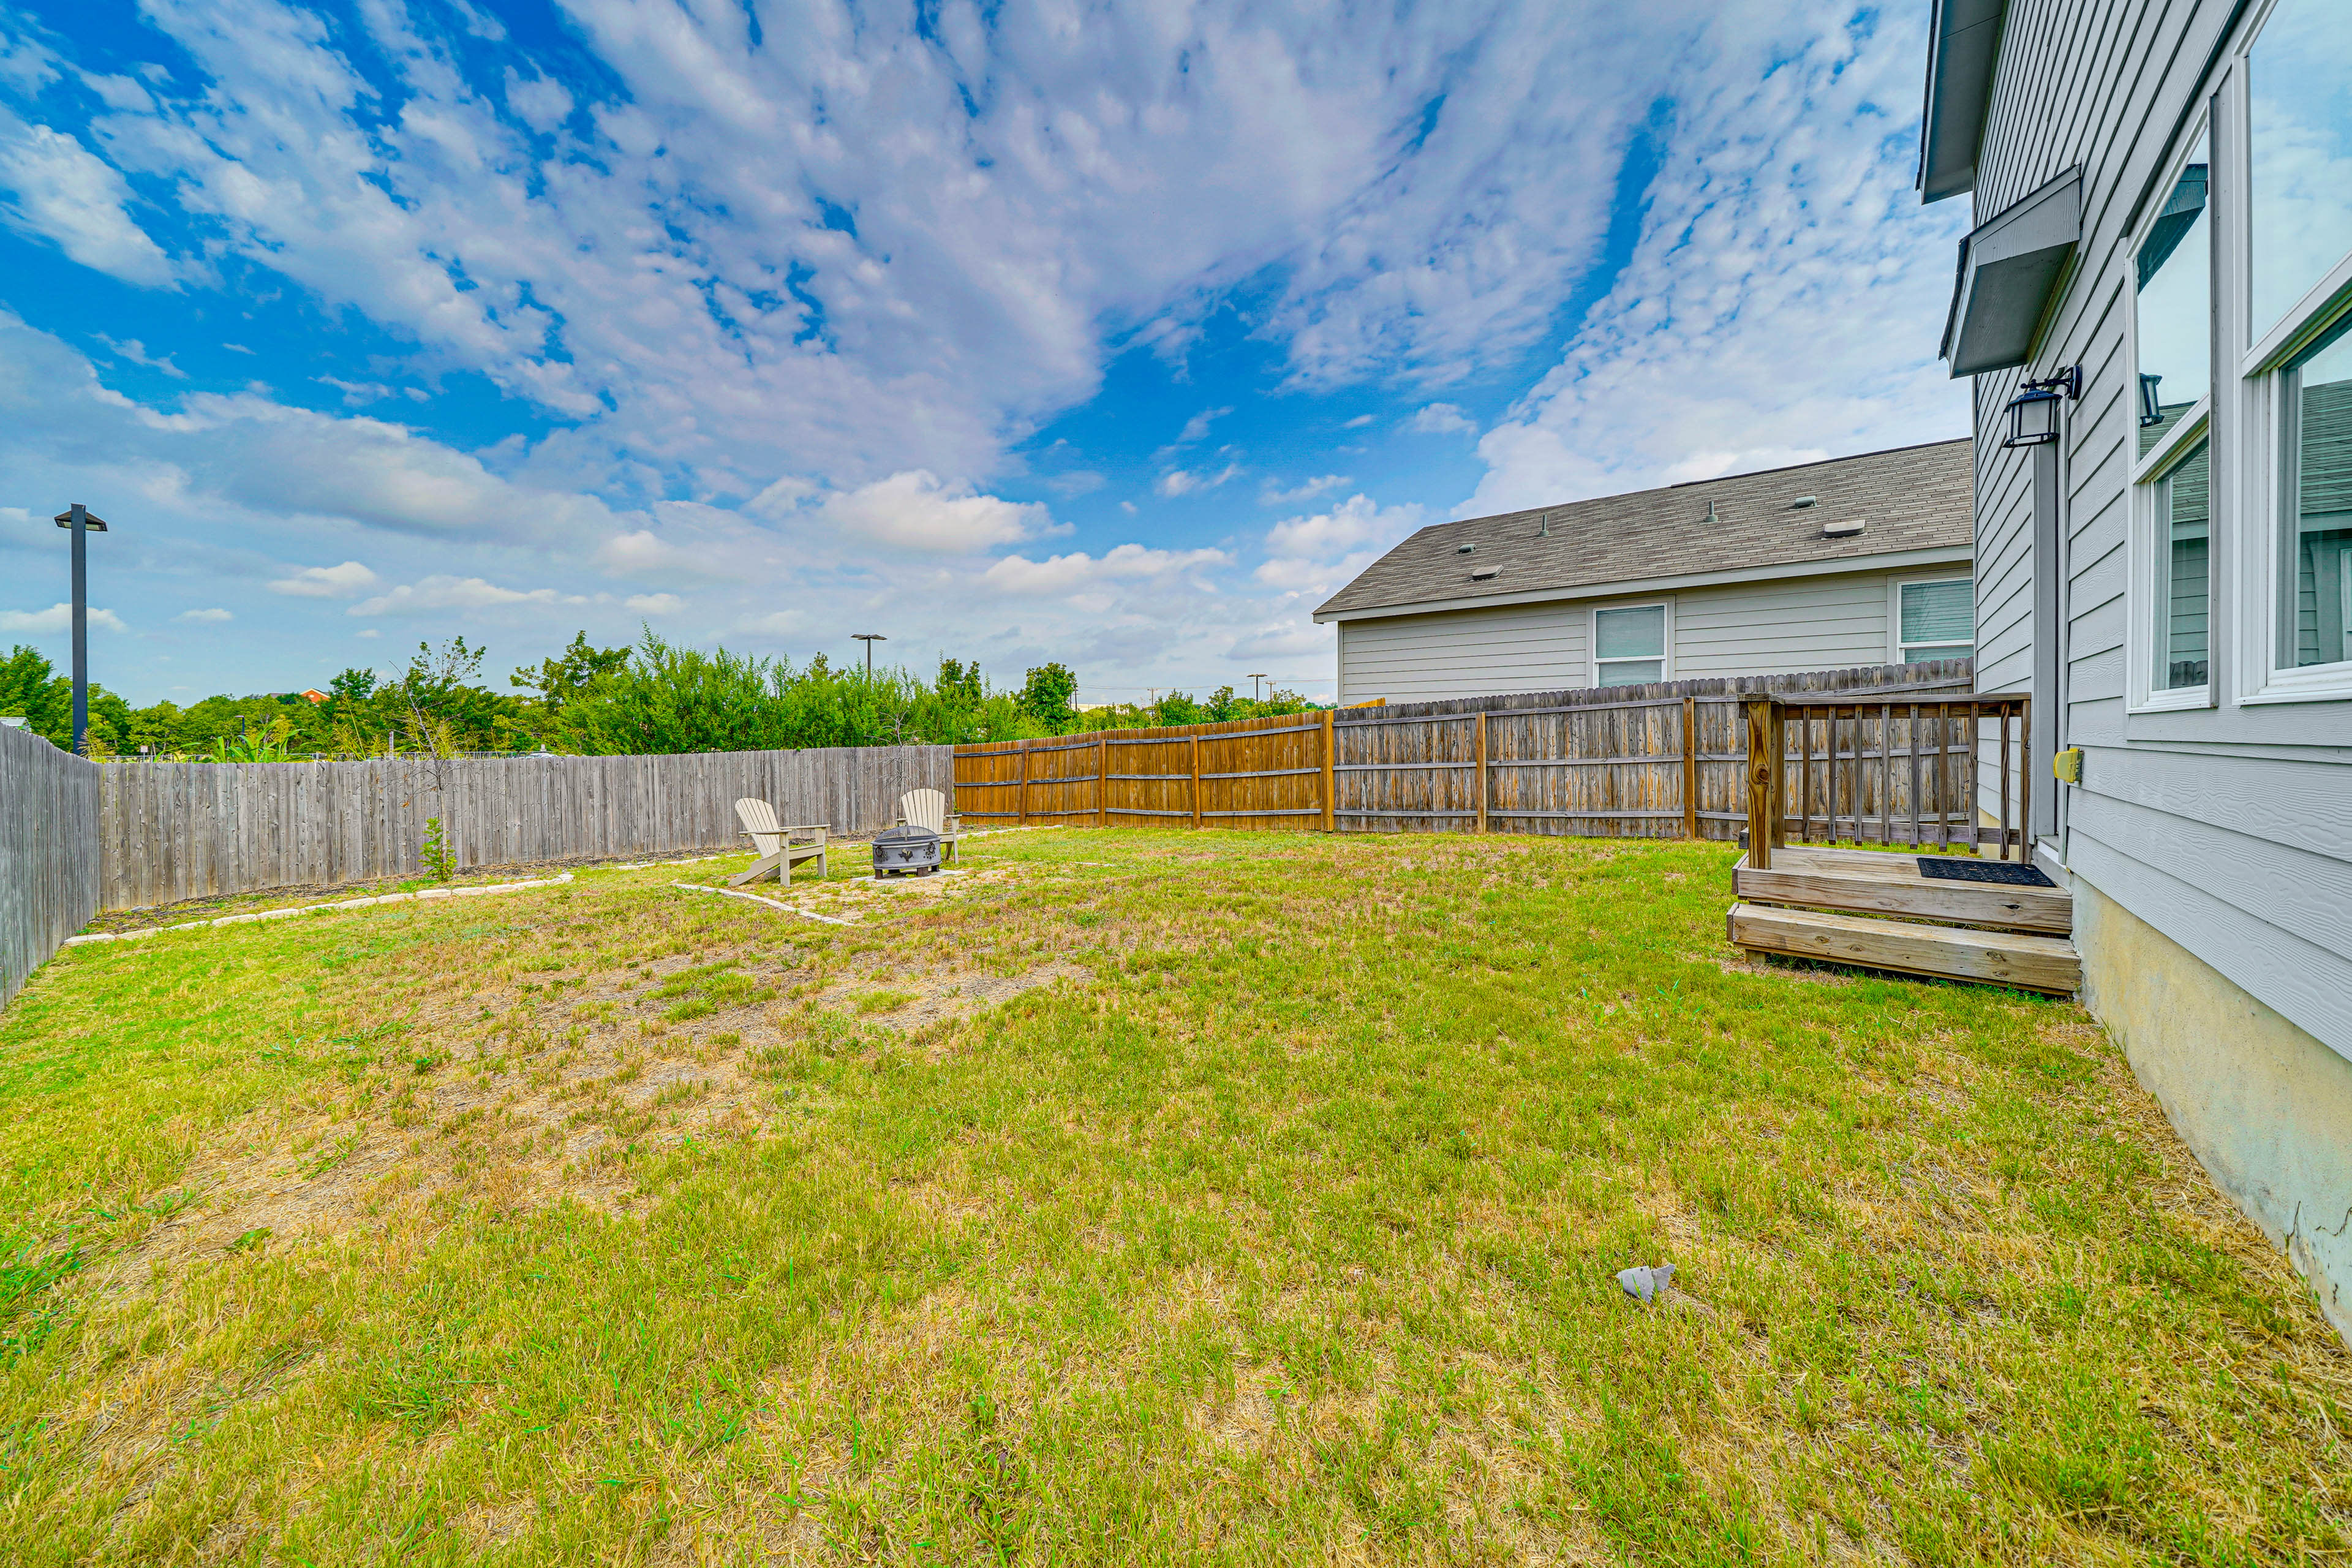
[{"left": 96, "top": 946, "right": 1087, "bottom": 1292}]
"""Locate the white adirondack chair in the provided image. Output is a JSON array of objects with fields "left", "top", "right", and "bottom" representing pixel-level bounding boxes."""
[
  {"left": 729, "top": 798, "right": 828, "bottom": 886},
  {"left": 895, "top": 787, "right": 962, "bottom": 864}
]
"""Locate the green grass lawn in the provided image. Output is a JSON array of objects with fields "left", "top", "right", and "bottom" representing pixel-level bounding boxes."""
[{"left": 1, "top": 829, "right": 2343, "bottom": 1564}]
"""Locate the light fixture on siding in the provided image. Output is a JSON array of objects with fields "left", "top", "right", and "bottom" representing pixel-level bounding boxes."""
[{"left": 2001, "top": 365, "right": 2081, "bottom": 448}]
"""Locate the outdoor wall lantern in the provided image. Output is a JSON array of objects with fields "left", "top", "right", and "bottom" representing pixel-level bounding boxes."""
[{"left": 2000, "top": 366, "right": 2081, "bottom": 448}]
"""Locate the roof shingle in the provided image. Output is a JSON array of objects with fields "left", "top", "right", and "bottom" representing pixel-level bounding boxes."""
[{"left": 1314, "top": 439, "right": 1972, "bottom": 619}]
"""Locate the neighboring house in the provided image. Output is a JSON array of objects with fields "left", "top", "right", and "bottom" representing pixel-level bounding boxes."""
[
  {"left": 1312, "top": 440, "right": 1975, "bottom": 704},
  {"left": 1921, "top": 0, "right": 2351, "bottom": 1338}
]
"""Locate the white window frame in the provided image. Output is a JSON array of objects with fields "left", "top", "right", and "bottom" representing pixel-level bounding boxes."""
[
  {"left": 2124, "top": 120, "right": 2218, "bottom": 712},
  {"left": 1887, "top": 574, "right": 1975, "bottom": 665},
  {"left": 2128, "top": 413, "right": 2215, "bottom": 711},
  {"left": 2230, "top": 0, "right": 2352, "bottom": 704},
  {"left": 1589, "top": 600, "right": 1672, "bottom": 688}
]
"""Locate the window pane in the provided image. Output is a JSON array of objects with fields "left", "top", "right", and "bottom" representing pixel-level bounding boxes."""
[
  {"left": 1596, "top": 658, "right": 1663, "bottom": 685},
  {"left": 2286, "top": 322, "right": 2352, "bottom": 669},
  {"left": 2154, "top": 439, "right": 2211, "bottom": 689},
  {"left": 1900, "top": 579, "right": 1973, "bottom": 645},
  {"left": 1902, "top": 644, "right": 1972, "bottom": 665},
  {"left": 1594, "top": 605, "right": 1664, "bottom": 658},
  {"left": 2250, "top": 0, "right": 2352, "bottom": 339},
  {"left": 2136, "top": 136, "right": 2209, "bottom": 456}
]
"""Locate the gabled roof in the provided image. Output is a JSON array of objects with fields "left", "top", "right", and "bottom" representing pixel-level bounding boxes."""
[{"left": 1313, "top": 439, "right": 1973, "bottom": 623}]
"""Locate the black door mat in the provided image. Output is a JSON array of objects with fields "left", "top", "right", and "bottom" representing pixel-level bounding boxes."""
[{"left": 1917, "top": 857, "right": 2054, "bottom": 888}]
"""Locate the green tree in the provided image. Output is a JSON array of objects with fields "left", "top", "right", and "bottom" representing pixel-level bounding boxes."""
[
  {"left": 0, "top": 644, "right": 134, "bottom": 753},
  {"left": 1019, "top": 662, "right": 1078, "bottom": 729},
  {"left": 511, "top": 631, "right": 633, "bottom": 721}
]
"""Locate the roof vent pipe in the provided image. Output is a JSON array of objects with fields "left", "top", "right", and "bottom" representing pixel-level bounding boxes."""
[{"left": 1705, "top": 499, "right": 1719, "bottom": 523}]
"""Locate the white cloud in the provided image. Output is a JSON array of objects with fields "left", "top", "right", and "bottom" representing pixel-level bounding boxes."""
[
  {"left": 1164, "top": 406, "right": 1233, "bottom": 454},
  {"left": 1261, "top": 473, "right": 1351, "bottom": 505},
  {"left": 317, "top": 375, "right": 394, "bottom": 405},
  {"left": 1264, "top": 494, "right": 1422, "bottom": 562},
  {"left": 982, "top": 544, "right": 1228, "bottom": 597},
  {"left": 0, "top": 110, "right": 176, "bottom": 287},
  {"left": 0, "top": 602, "right": 127, "bottom": 633},
  {"left": 817, "top": 470, "right": 1050, "bottom": 552},
  {"left": 738, "top": 610, "right": 802, "bottom": 636},
  {"left": 1156, "top": 464, "right": 1241, "bottom": 499},
  {"left": 622, "top": 592, "right": 682, "bottom": 614},
  {"left": 1408, "top": 402, "right": 1477, "bottom": 435},
  {"left": 594, "top": 529, "right": 723, "bottom": 579},
  {"left": 349, "top": 576, "right": 564, "bottom": 616},
  {"left": 1256, "top": 494, "right": 1425, "bottom": 597},
  {"left": 174, "top": 606, "right": 233, "bottom": 622},
  {"left": 1460, "top": 7, "right": 1969, "bottom": 513},
  {"left": 97, "top": 336, "right": 187, "bottom": 377},
  {"left": 268, "top": 561, "right": 380, "bottom": 598}
]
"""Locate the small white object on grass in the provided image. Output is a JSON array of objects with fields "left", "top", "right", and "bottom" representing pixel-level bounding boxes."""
[{"left": 1615, "top": 1264, "right": 1675, "bottom": 1304}]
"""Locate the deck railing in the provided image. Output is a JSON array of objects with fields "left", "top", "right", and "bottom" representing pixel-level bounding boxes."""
[{"left": 1741, "top": 693, "right": 2029, "bottom": 869}]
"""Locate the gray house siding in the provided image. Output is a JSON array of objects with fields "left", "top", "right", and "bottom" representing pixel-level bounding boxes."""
[
  {"left": 1336, "top": 567, "right": 1958, "bottom": 704},
  {"left": 1336, "top": 602, "right": 1588, "bottom": 705},
  {"left": 1963, "top": 0, "right": 2352, "bottom": 1058}
]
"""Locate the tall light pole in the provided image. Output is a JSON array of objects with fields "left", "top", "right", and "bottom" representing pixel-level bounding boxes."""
[
  {"left": 1248, "top": 672, "right": 1268, "bottom": 704},
  {"left": 852, "top": 632, "right": 886, "bottom": 677},
  {"left": 50, "top": 503, "right": 108, "bottom": 755}
]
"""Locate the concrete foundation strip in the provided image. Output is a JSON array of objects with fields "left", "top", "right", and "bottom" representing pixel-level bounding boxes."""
[{"left": 64, "top": 873, "right": 578, "bottom": 946}]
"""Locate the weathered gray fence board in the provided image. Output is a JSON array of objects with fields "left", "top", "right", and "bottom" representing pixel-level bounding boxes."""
[
  {"left": 1329, "top": 660, "right": 1972, "bottom": 838},
  {"left": 95, "top": 744, "right": 954, "bottom": 911},
  {"left": 1, "top": 727, "right": 99, "bottom": 1006}
]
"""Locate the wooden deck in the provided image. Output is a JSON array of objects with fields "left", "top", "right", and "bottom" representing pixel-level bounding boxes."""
[
  {"left": 1732, "top": 844, "right": 2071, "bottom": 933},
  {"left": 1727, "top": 900, "right": 2082, "bottom": 995}
]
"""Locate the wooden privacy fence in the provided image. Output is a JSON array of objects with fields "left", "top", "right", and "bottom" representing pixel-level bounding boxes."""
[
  {"left": 1743, "top": 692, "right": 2031, "bottom": 863},
  {"left": 1, "top": 725, "right": 99, "bottom": 1006},
  {"left": 96, "top": 744, "right": 955, "bottom": 910},
  {"left": 955, "top": 660, "right": 1982, "bottom": 840}
]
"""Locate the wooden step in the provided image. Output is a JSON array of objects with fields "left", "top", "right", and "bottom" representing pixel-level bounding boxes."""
[
  {"left": 1734, "top": 845, "right": 2070, "bottom": 934},
  {"left": 1727, "top": 901, "right": 2081, "bottom": 994}
]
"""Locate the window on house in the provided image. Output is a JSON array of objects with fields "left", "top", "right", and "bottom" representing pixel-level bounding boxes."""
[
  {"left": 1898, "top": 579, "right": 1973, "bottom": 663},
  {"left": 2249, "top": 0, "right": 2352, "bottom": 342},
  {"left": 2282, "top": 319, "right": 2352, "bottom": 671},
  {"left": 1593, "top": 605, "right": 1665, "bottom": 685},
  {"left": 2132, "top": 129, "right": 2213, "bottom": 701},
  {"left": 2153, "top": 438, "right": 2213, "bottom": 689},
  {"left": 2137, "top": 135, "right": 2211, "bottom": 456},
  {"left": 2245, "top": 0, "right": 2352, "bottom": 682}
]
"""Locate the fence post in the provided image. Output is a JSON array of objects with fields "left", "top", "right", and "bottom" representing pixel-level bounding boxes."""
[
  {"left": 1189, "top": 734, "right": 1202, "bottom": 830},
  {"left": 1017, "top": 741, "right": 1031, "bottom": 827},
  {"left": 1682, "top": 696, "right": 1699, "bottom": 840},
  {"left": 1320, "top": 709, "right": 1335, "bottom": 833},
  {"left": 1096, "top": 733, "right": 1108, "bottom": 829},
  {"left": 1474, "top": 711, "right": 1488, "bottom": 834},
  {"left": 1743, "top": 695, "right": 1774, "bottom": 870}
]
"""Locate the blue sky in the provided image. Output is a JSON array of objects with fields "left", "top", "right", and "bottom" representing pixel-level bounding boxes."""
[{"left": 0, "top": 0, "right": 1969, "bottom": 706}]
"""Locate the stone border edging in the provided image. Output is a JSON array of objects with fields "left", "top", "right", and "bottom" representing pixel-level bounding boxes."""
[
  {"left": 672, "top": 882, "right": 859, "bottom": 926},
  {"left": 64, "top": 873, "right": 578, "bottom": 946}
]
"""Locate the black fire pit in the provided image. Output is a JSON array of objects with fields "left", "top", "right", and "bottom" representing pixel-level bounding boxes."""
[{"left": 871, "top": 824, "right": 943, "bottom": 878}]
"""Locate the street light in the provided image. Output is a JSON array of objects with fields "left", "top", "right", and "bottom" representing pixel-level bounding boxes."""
[
  {"left": 49, "top": 503, "right": 108, "bottom": 756},
  {"left": 852, "top": 632, "right": 886, "bottom": 677},
  {"left": 1248, "top": 672, "right": 1269, "bottom": 703}
]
